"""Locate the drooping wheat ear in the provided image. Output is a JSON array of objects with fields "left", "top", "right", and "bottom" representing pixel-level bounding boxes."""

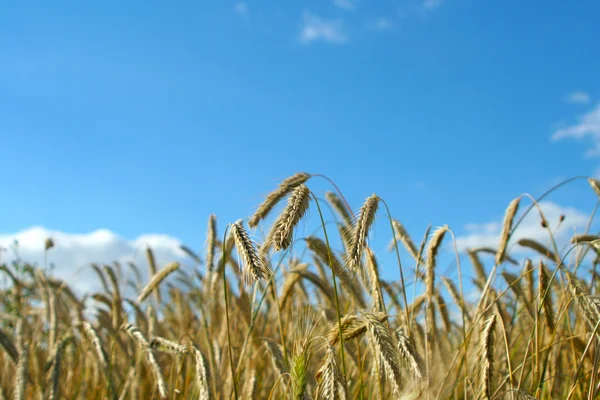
[
  {"left": 89, "top": 263, "right": 110, "bottom": 294},
  {"left": 231, "top": 220, "right": 272, "bottom": 284},
  {"left": 47, "top": 335, "right": 73, "bottom": 400},
  {"left": 145, "top": 246, "right": 161, "bottom": 304},
  {"left": 325, "top": 191, "right": 353, "bottom": 227},
  {"left": 468, "top": 250, "right": 487, "bottom": 285},
  {"left": 306, "top": 237, "right": 345, "bottom": 279},
  {"left": 103, "top": 264, "right": 121, "bottom": 299},
  {"left": 538, "top": 262, "right": 555, "bottom": 332},
  {"left": 290, "top": 267, "right": 335, "bottom": 305},
  {"left": 0, "top": 327, "right": 18, "bottom": 364},
  {"left": 434, "top": 290, "right": 452, "bottom": 332},
  {"left": 267, "top": 184, "right": 311, "bottom": 251},
  {"left": 495, "top": 197, "right": 521, "bottom": 265},
  {"left": 571, "top": 234, "right": 600, "bottom": 244},
  {"left": 388, "top": 219, "right": 419, "bottom": 261},
  {"left": 150, "top": 336, "right": 189, "bottom": 356},
  {"left": 441, "top": 277, "right": 470, "bottom": 321},
  {"left": 263, "top": 339, "right": 288, "bottom": 376},
  {"left": 14, "top": 344, "right": 28, "bottom": 400},
  {"left": 314, "top": 342, "right": 347, "bottom": 400},
  {"left": 248, "top": 172, "right": 312, "bottom": 228},
  {"left": 365, "top": 247, "right": 384, "bottom": 312},
  {"left": 125, "top": 323, "right": 168, "bottom": 399},
  {"left": 395, "top": 326, "right": 425, "bottom": 382},
  {"left": 566, "top": 271, "right": 600, "bottom": 334},
  {"left": 136, "top": 261, "right": 180, "bottom": 305},
  {"left": 363, "top": 312, "right": 403, "bottom": 397},
  {"left": 409, "top": 294, "right": 428, "bottom": 317},
  {"left": 279, "top": 271, "right": 304, "bottom": 309},
  {"left": 588, "top": 177, "right": 600, "bottom": 197},
  {"left": 517, "top": 238, "right": 558, "bottom": 262},
  {"left": 477, "top": 314, "right": 497, "bottom": 400},
  {"left": 81, "top": 321, "right": 109, "bottom": 369},
  {"left": 347, "top": 194, "right": 380, "bottom": 271},
  {"left": 192, "top": 345, "right": 212, "bottom": 400},
  {"left": 242, "top": 369, "right": 256, "bottom": 399},
  {"left": 305, "top": 236, "right": 365, "bottom": 306},
  {"left": 501, "top": 272, "right": 526, "bottom": 301},
  {"left": 326, "top": 314, "right": 361, "bottom": 345},
  {"left": 206, "top": 214, "right": 217, "bottom": 274}
]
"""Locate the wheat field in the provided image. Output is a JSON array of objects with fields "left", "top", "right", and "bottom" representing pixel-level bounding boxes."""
[{"left": 1, "top": 173, "right": 599, "bottom": 399}]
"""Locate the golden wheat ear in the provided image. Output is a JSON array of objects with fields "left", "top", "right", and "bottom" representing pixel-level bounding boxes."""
[
  {"left": 231, "top": 220, "right": 273, "bottom": 284},
  {"left": 495, "top": 197, "right": 521, "bottom": 265},
  {"left": 267, "top": 183, "right": 311, "bottom": 251},
  {"left": 248, "top": 172, "right": 312, "bottom": 228},
  {"left": 347, "top": 194, "right": 380, "bottom": 271}
]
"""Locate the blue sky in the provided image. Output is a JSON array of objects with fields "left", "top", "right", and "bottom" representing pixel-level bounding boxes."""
[{"left": 1, "top": 1, "right": 600, "bottom": 289}]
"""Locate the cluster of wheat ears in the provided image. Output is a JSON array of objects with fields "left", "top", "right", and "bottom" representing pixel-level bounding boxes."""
[{"left": 1, "top": 173, "right": 600, "bottom": 399}]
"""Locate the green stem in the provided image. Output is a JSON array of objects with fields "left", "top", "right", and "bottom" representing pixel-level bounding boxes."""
[
  {"left": 380, "top": 200, "right": 410, "bottom": 332},
  {"left": 310, "top": 192, "right": 348, "bottom": 381},
  {"left": 221, "top": 226, "right": 238, "bottom": 400}
]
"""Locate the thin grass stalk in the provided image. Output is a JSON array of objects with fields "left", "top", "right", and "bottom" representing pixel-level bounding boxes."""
[
  {"left": 220, "top": 226, "right": 238, "bottom": 400},
  {"left": 381, "top": 200, "right": 411, "bottom": 333},
  {"left": 310, "top": 191, "right": 348, "bottom": 384}
]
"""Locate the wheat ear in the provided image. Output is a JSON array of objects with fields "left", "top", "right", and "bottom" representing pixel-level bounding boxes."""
[
  {"left": 248, "top": 172, "right": 311, "bottom": 228},
  {"left": 267, "top": 184, "right": 311, "bottom": 251},
  {"left": 231, "top": 220, "right": 272, "bottom": 283},
  {"left": 347, "top": 194, "right": 380, "bottom": 271},
  {"left": 136, "top": 261, "right": 180, "bottom": 305}
]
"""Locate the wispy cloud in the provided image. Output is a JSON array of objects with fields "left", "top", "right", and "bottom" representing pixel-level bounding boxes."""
[
  {"left": 566, "top": 91, "right": 591, "bottom": 105},
  {"left": 455, "top": 201, "right": 590, "bottom": 254},
  {"left": 552, "top": 103, "right": 600, "bottom": 156},
  {"left": 234, "top": 2, "right": 250, "bottom": 16},
  {"left": 333, "top": 0, "right": 357, "bottom": 11},
  {"left": 423, "top": 0, "right": 444, "bottom": 10},
  {"left": 370, "top": 18, "right": 393, "bottom": 31},
  {"left": 300, "top": 12, "right": 347, "bottom": 45}
]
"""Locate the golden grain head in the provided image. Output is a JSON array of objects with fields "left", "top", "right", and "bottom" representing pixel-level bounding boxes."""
[{"left": 1, "top": 176, "right": 598, "bottom": 399}]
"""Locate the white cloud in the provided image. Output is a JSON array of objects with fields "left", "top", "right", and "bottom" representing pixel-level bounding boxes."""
[
  {"left": 334, "top": 0, "right": 357, "bottom": 11},
  {"left": 455, "top": 201, "right": 591, "bottom": 256},
  {"left": 0, "top": 226, "right": 194, "bottom": 296},
  {"left": 371, "top": 18, "right": 393, "bottom": 31},
  {"left": 234, "top": 2, "right": 249, "bottom": 16},
  {"left": 552, "top": 103, "right": 600, "bottom": 157},
  {"left": 566, "top": 91, "right": 591, "bottom": 105},
  {"left": 300, "top": 12, "right": 347, "bottom": 45}
]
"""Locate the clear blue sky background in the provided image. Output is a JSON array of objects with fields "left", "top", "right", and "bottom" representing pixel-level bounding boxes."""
[{"left": 1, "top": 0, "right": 600, "bottom": 270}]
